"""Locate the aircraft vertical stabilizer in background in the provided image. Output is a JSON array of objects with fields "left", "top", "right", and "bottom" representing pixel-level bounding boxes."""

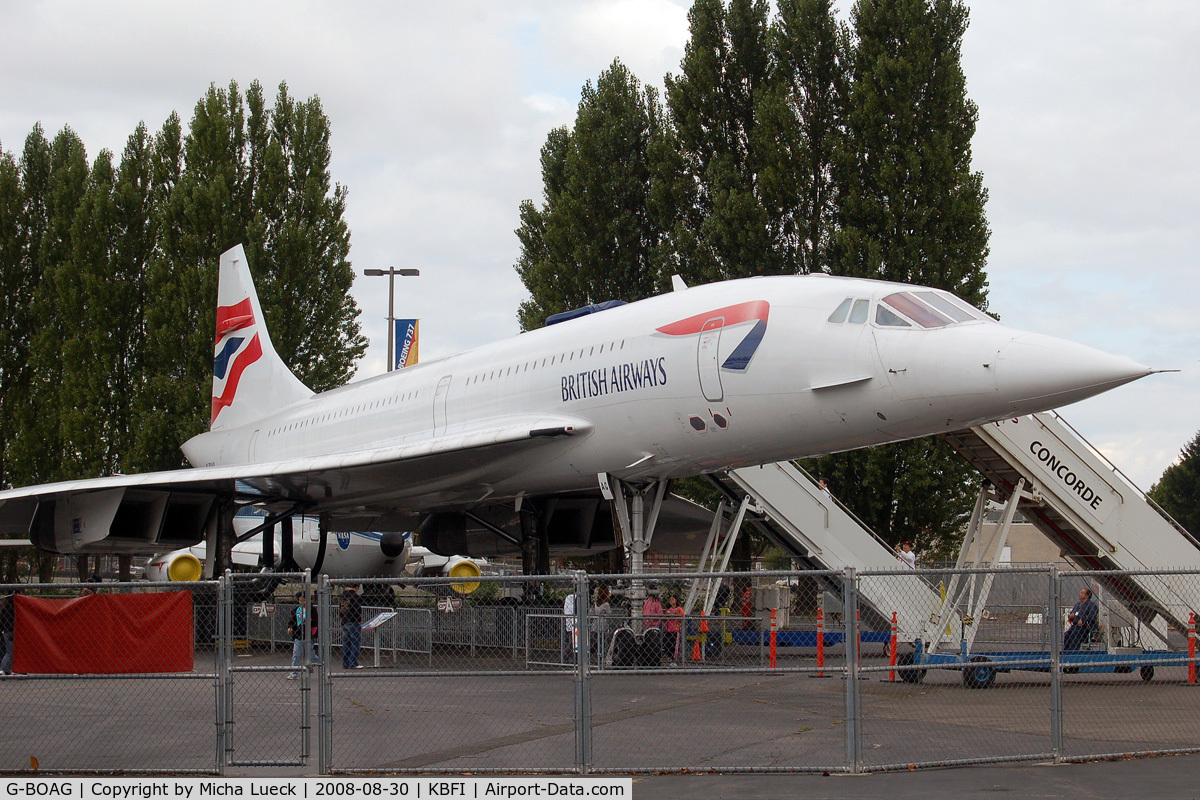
[{"left": 0, "top": 243, "right": 1157, "bottom": 568}]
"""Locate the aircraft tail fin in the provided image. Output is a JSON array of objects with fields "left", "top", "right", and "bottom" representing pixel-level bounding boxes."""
[{"left": 210, "top": 244, "right": 312, "bottom": 430}]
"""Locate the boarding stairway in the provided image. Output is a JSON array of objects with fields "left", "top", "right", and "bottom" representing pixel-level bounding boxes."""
[
  {"left": 943, "top": 412, "right": 1200, "bottom": 648},
  {"left": 706, "top": 462, "right": 960, "bottom": 642}
]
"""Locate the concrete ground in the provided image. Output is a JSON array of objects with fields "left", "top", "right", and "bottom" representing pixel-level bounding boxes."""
[{"left": 2, "top": 645, "right": 1198, "bottom": 799}]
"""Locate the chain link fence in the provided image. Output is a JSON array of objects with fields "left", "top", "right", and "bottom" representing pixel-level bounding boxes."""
[
  {"left": 2, "top": 566, "right": 1198, "bottom": 774},
  {"left": 0, "top": 578, "right": 221, "bottom": 774}
]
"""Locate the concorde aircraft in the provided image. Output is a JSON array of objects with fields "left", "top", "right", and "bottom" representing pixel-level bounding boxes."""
[{"left": 0, "top": 244, "right": 1155, "bottom": 575}]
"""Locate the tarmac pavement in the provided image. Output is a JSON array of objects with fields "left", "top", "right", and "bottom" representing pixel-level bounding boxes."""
[
  {"left": 631, "top": 753, "right": 1200, "bottom": 799},
  {"left": 4, "top": 646, "right": 1199, "bottom": 798}
]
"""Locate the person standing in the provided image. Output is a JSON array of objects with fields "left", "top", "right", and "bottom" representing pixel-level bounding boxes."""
[
  {"left": 642, "top": 586, "right": 663, "bottom": 631},
  {"left": 593, "top": 585, "right": 613, "bottom": 661},
  {"left": 562, "top": 590, "right": 578, "bottom": 662},
  {"left": 287, "top": 591, "right": 315, "bottom": 679},
  {"left": 663, "top": 595, "right": 685, "bottom": 664},
  {"left": 897, "top": 541, "right": 917, "bottom": 569},
  {"left": 641, "top": 585, "right": 664, "bottom": 663},
  {"left": 340, "top": 586, "right": 363, "bottom": 669}
]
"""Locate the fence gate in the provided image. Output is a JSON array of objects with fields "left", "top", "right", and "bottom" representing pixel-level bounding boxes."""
[{"left": 220, "top": 572, "right": 313, "bottom": 769}]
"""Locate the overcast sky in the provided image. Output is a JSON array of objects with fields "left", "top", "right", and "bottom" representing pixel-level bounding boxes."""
[{"left": 1, "top": 1, "right": 1196, "bottom": 490}]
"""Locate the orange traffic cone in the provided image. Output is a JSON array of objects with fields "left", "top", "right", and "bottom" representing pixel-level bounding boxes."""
[{"left": 691, "top": 610, "right": 709, "bottom": 661}]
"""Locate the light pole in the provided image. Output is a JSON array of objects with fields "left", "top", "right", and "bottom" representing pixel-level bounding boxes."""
[{"left": 363, "top": 267, "right": 420, "bottom": 371}]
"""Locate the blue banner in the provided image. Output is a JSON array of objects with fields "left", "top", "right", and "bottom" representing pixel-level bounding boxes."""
[{"left": 394, "top": 319, "right": 419, "bottom": 369}]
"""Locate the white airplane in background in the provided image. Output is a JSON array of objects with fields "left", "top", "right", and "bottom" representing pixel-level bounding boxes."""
[{"left": 0, "top": 244, "right": 1156, "bottom": 577}]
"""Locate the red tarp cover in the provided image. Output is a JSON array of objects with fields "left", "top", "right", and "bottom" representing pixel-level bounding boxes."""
[{"left": 12, "top": 592, "right": 194, "bottom": 674}]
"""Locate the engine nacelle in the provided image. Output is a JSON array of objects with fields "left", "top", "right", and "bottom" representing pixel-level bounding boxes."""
[
  {"left": 444, "top": 556, "right": 483, "bottom": 595},
  {"left": 145, "top": 541, "right": 265, "bottom": 582},
  {"left": 410, "top": 546, "right": 485, "bottom": 594},
  {"left": 145, "top": 548, "right": 205, "bottom": 582}
]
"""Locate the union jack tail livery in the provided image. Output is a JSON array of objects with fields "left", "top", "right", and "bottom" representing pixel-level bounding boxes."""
[{"left": 210, "top": 245, "right": 311, "bottom": 432}]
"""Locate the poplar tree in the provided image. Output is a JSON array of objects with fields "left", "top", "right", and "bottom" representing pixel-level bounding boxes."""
[
  {"left": 10, "top": 127, "right": 90, "bottom": 485},
  {"left": 831, "top": 0, "right": 988, "bottom": 296},
  {"left": 764, "top": 0, "right": 846, "bottom": 274},
  {"left": 0, "top": 126, "right": 52, "bottom": 491},
  {"left": 134, "top": 81, "right": 364, "bottom": 469},
  {"left": 808, "top": 0, "right": 991, "bottom": 552},
  {"left": 0, "top": 142, "right": 25, "bottom": 488},
  {"left": 246, "top": 84, "right": 365, "bottom": 390},
  {"left": 59, "top": 148, "right": 118, "bottom": 478},
  {"left": 516, "top": 60, "right": 665, "bottom": 330},
  {"left": 662, "top": 0, "right": 781, "bottom": 283},
  {"left": 57, "top": 125, "right": 157, "bottom": 477}
]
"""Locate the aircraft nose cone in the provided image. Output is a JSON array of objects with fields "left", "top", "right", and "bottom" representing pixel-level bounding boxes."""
[{"left": 994, "top": 332, "right": 1152, "bottom": 409}]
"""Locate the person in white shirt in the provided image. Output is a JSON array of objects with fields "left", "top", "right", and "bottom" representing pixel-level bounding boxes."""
[{"left": 897, "top": 541, "right": 917, "bottom": 569}]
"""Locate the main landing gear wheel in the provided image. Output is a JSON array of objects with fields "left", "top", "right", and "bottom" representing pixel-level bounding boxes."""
[
  {"left": 896, "top": 651, "right": 927, "bottom": 684},
  {"left": 963, "top": 655, "right": 996, "bottom": 689},
  {"left": 1140, "top": 665, "right": 1155, "bottom": 682}
]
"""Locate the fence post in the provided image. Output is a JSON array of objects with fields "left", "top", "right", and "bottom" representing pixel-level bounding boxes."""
[
  {"left": 843, "top": 566, "right": 861, "bottom": 774},
  {"left": 811, "top": 606, "right": 827, "bottom": 678},
  {"left": 574, "top": 572, "right": 592, "bottom": 774},
  {"left": 888, "top": 612, "right": 898, "bottom": 682},
  {"left": 318, "top": 575, "right": 333, "bottom": 775},
  {"left": 769, "top": 608, "right": 777, "bottom": 669},
  {"left": 1049, "top": 565, "right": 1063, "bottom": 763},
  {"left": 300, "top": 570, "right": 312, "bottom": 766},
  {"left": 222, "top": 569, "right": 236, "bottom": 772},
  {"left": 215, "top": 573, "right": 228, "bottom": 776},
  {"left": 1189, "top": 613, "right": 1196, "bottom": 686}
]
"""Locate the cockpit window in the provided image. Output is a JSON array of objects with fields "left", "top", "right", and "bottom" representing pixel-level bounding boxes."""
[
  {"left": 875, "top": 305, "right": 911, "bottom": 327},
  {"left": 881, "top": 292, "right": 952, "bottom": 328},
  {"left": 827, "top": 297, "right": 853, "bottom": 323},
  {"left": 849, "top": 298, "right": 870, "bottom": 324},
  {"left": 915, "top": 291, "right": 991, "bottom": 323}
]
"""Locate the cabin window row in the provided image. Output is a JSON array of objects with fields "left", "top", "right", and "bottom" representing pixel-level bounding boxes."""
[
  {"left": 267, "top": 390, "right": 420, "bottom": 436},
  {"left": 464, "top": 340, "right": 627, "bottom": 386}
]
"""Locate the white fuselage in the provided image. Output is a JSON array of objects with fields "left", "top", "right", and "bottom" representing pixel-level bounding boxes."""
[{"left": 181, "top": 274, "right": 1147, "bottom": 513}]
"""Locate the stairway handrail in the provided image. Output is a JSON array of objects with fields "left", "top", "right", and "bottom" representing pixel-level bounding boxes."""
[
  {"left": 1047, "top": 411, "right": 1200, "bottom": 552},
  {"left": 787, "top": 461, "right": 911, "bottom": 562}
]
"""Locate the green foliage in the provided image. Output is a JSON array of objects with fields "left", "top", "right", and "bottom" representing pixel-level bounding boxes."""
[
  {"left": 1148, "top": 431, "right": 1200, "bottom": 538},
  {"left": 830, "top": 0, "right": 989, "bottom": 303},
  {"left": 133, "top": 80, "right": 366, "bottom": 470},
  {"left": 0, "top": 82, "right": 365, "bottom": 483},
  {"left": 801, "top": 436, "right": 976, "bottom": 555},
  {"left": 11, "top": 127, "right": 90, "bottom": 485},
  {"left": 0, "top": 139, "right": 27, "bottom": 488},
  {"left": 516, "top": 60, "right": 667, "bottom": 331},
  {"left": 816, "top": 0, "right": 989, "bottom": 548},
  {"left": 663, "top": 0, "right": 784, "bottom": 283},
  {"left": 761, "top": 546, "right": 793, "bottom": 570}
]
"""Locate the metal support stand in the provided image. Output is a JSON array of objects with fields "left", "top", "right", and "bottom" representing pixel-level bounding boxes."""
[
  {"left": 682, "top": 495, "right": 754, "bottom": 618},
  {"left": 925, "top": 480, "right": 1033, "bottom": 654},
  {"left": 602, "top": 474, "right": 668, "bottom": 625}
]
